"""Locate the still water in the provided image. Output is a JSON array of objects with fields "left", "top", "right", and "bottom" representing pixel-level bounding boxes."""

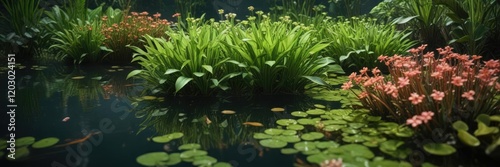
[{"left": 0, "top": 63, "right": 324, "bottom": 167}]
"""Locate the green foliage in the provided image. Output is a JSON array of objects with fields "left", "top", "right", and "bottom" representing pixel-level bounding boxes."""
[
  {"left": 435, "top": 0, "right": 500, "bottom": 55},
  {"left": 50, "top": 19, "right": 108, "bottom": 64},
  {"left": 321, "top": 17, "right": 416, "bottom": 70},
  {"left": 369, "top": 0, "right": 407, "bottom": 23},
  {"left": 328, "top": 0, "right": 366, "bottom": 17},
  {"left": 0, "top": 0, "right": 44, "bottom": 53},
  {"left": 129, "top": 14, "right": 335, "bottom": 95},
  {"left": 129, "top": 17, "right": 235, "bottom": 96}
]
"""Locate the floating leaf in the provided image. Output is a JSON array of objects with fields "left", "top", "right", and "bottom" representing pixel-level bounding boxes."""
[
  {"left": 16, "top": 137, "right": 35, "bottom": 148},
  {"left": 10, "top": 147, "right": 30, "bottom": 160},
  {"left": 314, "top": 104, "right": 326, "bottom": 109},
  {"left": 297, "top": 118, "right": 316, "bottom": 125},
  {"left": 423, "top": 143, "right": 456, "bottom": 156},
  {"left": 301, "top": 132, "right": 325, "bottom": 141},
  {"left": 243, "top": 122, "right": 263, "bottom": 127},
  {"left": 315, "top": 141, "right": 339, "bottom": 149},
  {"left": 271, "top": 107, "right": 285, "bottom": 112},
  {"left": 264, "top": 128, "right": 284, "bottom": 135},
  {"left": 291, "top": 111, "right": 308, "bottom": 117},
  {"left": 213, "top": 162, "right": 232, "bottom": 167},
  {"left": 71, "top": 76, "right": 85, "bottom": 80},
  {"left": 323, "top": 125, "right": 344, "bottom": 132},
  {"left": 164, "top": 153, "right": 181, "bottom": 166},
  {"left": 275, "top": 135, "right": 301, "bottom": 143},
  {"left": 306, "top": 109, "right": 326, "bottom": 115},
  {"left": 287, "top": 124, "right": 305, "bottom": 130},
  {"left": 281, "top": 148, "right": 299, "bottom": 154},
  {"left": 281, "top": 130, "right": 297, "bottom": 136},
  {"left": 276, "top": 119, "right": 297, "bottom": 126},
  {"left": 457, "top": 130, "right": 480, "bottom": 147},
  {"left": 253, "top": 133, "right": 272, "bottom": 139},
  {"left": 221, "top": 110, "right": 236, "bottom": 114},
  {"left": 193, "top": 155, "right": 217, "bottom": 166},
  {"left": 179, "top": 143, "right": 201, "bottom": 150},
  {"left": 340, "top": 144, "right": 375, "bottom": 159},
  {"left": 32, "top": 137, "right": 59, "bottom": 149},
  {"left": 294, "top": 141, "right": 317, "bottom": 151},
  {"left": 302, "top": 149, "right": 321, "bottom": 155},
  {"left": 306, "top": 153, "right": 336, "bottom": 164},
  {"left": 259, "top": 139, "right": 287, "bottom": 148},
  {"left": 136, "top": 152, "right": 169, "bottom": 166},
  {"left": 152, "top": 132, "right": 184, "bottom": 143},
  {"left": 180, "top": 150, "right": 208, "bottom": 159}
]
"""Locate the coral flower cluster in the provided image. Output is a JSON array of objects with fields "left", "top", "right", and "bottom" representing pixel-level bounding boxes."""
[
  {"left": 101, "top": 11, "right": 171, "bottom": 61},
  {"left": 342, "top": 45, "right": 500, "bottom": 129}
]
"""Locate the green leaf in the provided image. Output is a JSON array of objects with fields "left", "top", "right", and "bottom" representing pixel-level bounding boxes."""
[
  {"left": 327, "top": 64, "right": 345, "bottom": 74},
  {"left": 127, "top": 70, "right": 143, "bottom": 79},
  {"left": 392, "top": 16, "right": 418, "bottom": 24},
  {"left": 423, "top": 143, "right": 456, "bottom": 156},
  {"left": 476, "top": 114, "right": 491, "bottom": 126},
  {"left": 474, "top": 122, "right": 499, "bottom": 136},
  {"left": 452, "top": 121, "right": 469, "bottom": 131},
  {"left": 32, "top": 137, "right": 59, "bottom": 149},
  {"left": 202, "top": 65, "right": 213, "bottom": 74},
  {"left": 193, "top": 72, "right": 205, "bottom": 77},
  {"left": 457, "top": 130, "right": 480, "bottom": 147},
  {"left": 136, "top": 152, "right": 169, "bottom": 166},
  {"left": 175, "top": 76, "right": 193, "bottom": 93},
  {"left": 165, "top": 69, "right": 180, "bottom": 75},
  {"left": 302, "top": 76, "right": 329, "bottom": 86},
  {"left": 265, "top": 61, "right": 276, "bottom": 67}
]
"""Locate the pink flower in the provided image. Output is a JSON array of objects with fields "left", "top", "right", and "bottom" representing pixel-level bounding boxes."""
[
  {"left": 419, "top": 111, "right": 434, "bottom": 123},
  {"left": 372, "top": 67, "right": 381, "bottom": 75},
  {"left": 341, "top": 81, "right": 353, "bottom": 90},
  {"left": 172, "top": 13, "right": 181, "bottom": 18},
  {"left": 320, "top": 158, "right": 342, "bottom": 167},
  {"left": 397, "top": 77, "right": 410, "bottom": 88},
  {"left": 461, "top": 90, "right": 475, "bottom": 101},
  {"left": 431, "top": 72, "right": 443, "bottom": 79},
  {"left": 430, "top": 90, "right": 445, "bottom": 101},
  {"left": 358, "top": 91, "right": 369, "bottom": 99},
  {"left": 408, "top": 93, "right": 425, "bottom": 105},
  {"left": 359, "top": 67, "right": 368, "bottom": 75},
  {"left": 406, "top": 116, "right": 422, "bottom": 127},
  {"left": 451, "top": 76, "right": 467, "bottom": 86}
]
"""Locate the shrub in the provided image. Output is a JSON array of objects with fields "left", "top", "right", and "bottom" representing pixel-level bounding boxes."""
[
  {"left": 101, "top": 11, "right": 170, "bottom": 63},
  {"left": 342, "top": 45, "right": 500, "bottom": 131},
  {"left": 321, "top": 17, "right": 416, "bottom": 72}
]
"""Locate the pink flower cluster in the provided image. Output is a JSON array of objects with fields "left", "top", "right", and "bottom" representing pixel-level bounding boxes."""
[{"left": 406, "top": 111, "right": 434, "bottom": 127}]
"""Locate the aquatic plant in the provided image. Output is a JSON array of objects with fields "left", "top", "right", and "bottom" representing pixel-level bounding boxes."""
[
  {"left": 342, "top": 45, "right": 500, "bottom": 130},
  {"left": 101, "top": 11, "right": 170, "bottom": 63},
  {"left": 321, "top": 17, "right": 416, "bottom": 71},
  {"left": 129, "top": 16, "right": 236, "bottom": 96},
  {"left": 224, "top": 12, "right": 334, "bottom": 94},
  {"left": 0, "top": 0, "right": 44, "bottom": 54}
]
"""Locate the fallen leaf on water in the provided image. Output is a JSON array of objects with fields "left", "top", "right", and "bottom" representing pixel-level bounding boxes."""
[
  {"left": 221, "top": 110, "right": 236, "bottom": 114},
  {"left": 243, "top": 122, "right": 264, "bottom": 127},
  {"left": 62, "top": 117, "right": 70, "bottom": 122},
  {"left": 71, "top": 76, "right": 85, "bottom": 80},
  {"left": 271, "top": 107, "right": 285, "bottom": 112},
  {"left": 205, "top": 116, "right": 212, "bottom": 124}
]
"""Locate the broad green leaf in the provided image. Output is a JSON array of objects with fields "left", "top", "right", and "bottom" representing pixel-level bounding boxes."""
[
  {"left": 302, "top": 76, "right": 329, "bottom": 86},
  {"left": 127, "top": 70, "right": 143, "bottom": 79},
  {"left": 423, "top": 143, "right": 456, "bottom": 156},
  {"left": 165, "top": 69, "right": 180, "bottom": 75},
  {"left": 175, "top": 76, "right": 193, "bottom": 93},
  {"left": 202, "top": 65, "right": 213, "bottom": 74},
  {"left": 457, "top": 130, "right": 480, "bottom": 147}
]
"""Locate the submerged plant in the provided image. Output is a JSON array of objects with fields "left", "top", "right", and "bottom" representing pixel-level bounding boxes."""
[
  {"left": 342, "top": 45, "right": 500, "bottom": 131},
  {"left": 101, "top": 11, "right": 170, "bottom": 63}
]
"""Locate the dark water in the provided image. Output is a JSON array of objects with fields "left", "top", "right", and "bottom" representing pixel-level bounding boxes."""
[{"left": 0, "top": 64, "right": 327, "bottom": 167}]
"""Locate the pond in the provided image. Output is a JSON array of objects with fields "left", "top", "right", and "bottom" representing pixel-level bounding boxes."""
[{"left": 1, "top": 63, "right": 498, "bottom": 167}]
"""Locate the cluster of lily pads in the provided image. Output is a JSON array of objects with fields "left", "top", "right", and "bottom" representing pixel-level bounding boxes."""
[
  {"left": 0, "top": 136, "right": 60, "bottom": 160},
  {"left": 137, "top": 132, "right": 232, "bottom": 167}
]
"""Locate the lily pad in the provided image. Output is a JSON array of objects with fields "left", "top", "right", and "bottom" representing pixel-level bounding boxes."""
[
  {"left": 264, "top": 128, "right": 284, "bottom": 135},
  {"left": 287, "top": 124, "right": 305, "bottom": 130},
  {"left": 271, "top": 107, "right": 285, "bottom": 112},
  {"left": 302, "top": 149, "right": 322, "bottom": 155},
  {"left": 281, "top": 130, "right": 297, "bottom": 136},
  {"left": 281, "top": 148, "right": 299, "bottom": 154},
  {"left": 164, "top": 153, "right": 182, "bottom": 166},
  {"left": 179, "top": 143, "right": 202, "bottom": 150},
  {"left": 259, "top": 139, "right": 287, "bottom": 148},
  {"left": 314, "top": 104, "right": 326, "bottom": 109},
  {"left": 32, "top": 137, "right": 59, "bottom": 149},
  {"left": 213, "top": 162, "right": 232, "bottom": 167},
  {"left": 340, "top": 144, "right": 375, "bottom": 159},
  {"left": 423, "top": 143, "right": 456, "bottom": 156},
  {"left": 315, "top": 141, "right": 339, "bottom": 149},
  {"left": 301, "top": 132, "right": 325, "bottom": 141},
  {"left": 193, "top": 155, "right": 217, "bottom": 166},
  {"left": 136, "top": 152, "right": 169, "bottom": 166},
  {"left": 9, "top": 146, "right": 30, "bottom": 160},
  {"left": 342, "top": 135, "right": 365, "bottom": 143},
  {"left": 275, "top": 135, "right": 301, "bottom": 143},
  {"left": 180, "top": 150, "right": 208, "bottom": 159},
  {"left": 253, "top": 133, "right": 272, "bottom": 139},
  {"left": 323, "top": 125, "right": 345, "bottom": 132},
  {"left": 297, "top": 118, "right": 316, "bottom": 125},
  {"left": 306, "top": 109, "right": 326, "bottom": 115},
  {"left": 16, "top": 137, "right": 35, "bottom": 148},
  {"left": 291, "top": 111, "right": 308, "bottom": 117},
  {"left": 294, "top": 141, "right": 317, "bottom": 151},
  {"left": 276, "top": 119, "right": 297, "bottom": 126},
  {"left": 457, "top": 130, "right": 480, "bottom": 147},
  {"left": 152, "top": 132, "right": 184, "bottom": 143},
  {"left": 306, "top": 153, "right": 337, "bottom": 164}
]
